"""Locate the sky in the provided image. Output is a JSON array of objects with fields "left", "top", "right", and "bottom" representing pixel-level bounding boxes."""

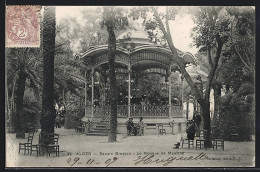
[
  {"left": 169, "top": 15, "right": 198, "bottom": 54},
  {"left": 55, "top": 6, "right": 198, "bottom": 55}
]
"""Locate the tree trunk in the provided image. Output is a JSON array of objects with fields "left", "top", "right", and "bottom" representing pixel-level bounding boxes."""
[
  {"left": 9, "top": 81, "right": 17, "bottom": 133},
  {"left": 186, "top": 98, "right": 189, "bottom": 120},
  {"left": 104, "top": 7, "right": 118, "bottom": 142},
  {"left": 5, "top": 48, "right": 11, "bottom": 132},
  {"left": 213, "top": 85, "right": 221, "bottom": 125},
  {"left": 201, "top": 101, "right": 212, "bottom": 147},
  {"left": 15, "top": 71, "right": 27, "bottom": 138},
  {"left": 193, "top": 99, "right": 197, "bottom": 111},
  {"left": 40, "top": 6, "right": 56, "bottom": 144}
]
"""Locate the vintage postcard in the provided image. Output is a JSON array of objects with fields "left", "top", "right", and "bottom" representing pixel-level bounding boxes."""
[{"left": 5, "top": 5, "right": 255, "bottom": 168}]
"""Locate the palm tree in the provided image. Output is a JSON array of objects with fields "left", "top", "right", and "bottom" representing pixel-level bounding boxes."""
[
  {"left": 41, "top": 6, "right": 86, "bottom": 139},
  {"left": 7, "top": 48, "right": 42, "bottom": 138},
  {"left": 5, "top": 48, "right": 10, "bottom": 132},
  {"left": 6, "top": 7, "right": 88, "bottom": 138},
  {"left": 40, "top": 6, "right": 56, "bottom": 141}
]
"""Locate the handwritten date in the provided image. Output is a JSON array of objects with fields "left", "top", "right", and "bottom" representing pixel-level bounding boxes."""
[{"left": 67, "top": 157, "right": 118, "bottom": 167}]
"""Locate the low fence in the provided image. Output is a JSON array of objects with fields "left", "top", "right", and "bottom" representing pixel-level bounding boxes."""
[{"left": 91, "top": 105, "right": 183, "bottom": 118}]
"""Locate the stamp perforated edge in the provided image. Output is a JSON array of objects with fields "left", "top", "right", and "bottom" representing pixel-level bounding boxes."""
[{"left": 5, "top": 5, "right": 42, "bottom": 48}]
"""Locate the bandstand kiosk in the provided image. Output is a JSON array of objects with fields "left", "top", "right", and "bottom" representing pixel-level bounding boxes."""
[{"left": 79, "top": 30, "right": 196, "bottom": 135}]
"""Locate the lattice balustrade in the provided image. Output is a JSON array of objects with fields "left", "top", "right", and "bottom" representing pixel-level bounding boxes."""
[
  {"left": 117, "top": 105, "right": 128, "bottom": 117},
  {"left": 93, "top": 106, "right": 110, "bottom": 118},
  {"left": 147, "top": 105, "right": 168, "bottom": 117},
  {"left": 131, "top": 105, "right": 142, "bottom": 116},
  {"left": 130, "top": 105, "right": 169, "bottom": 117},
  {"left": 92, "top": 105, "right": 182, "bottom": 118},
  {"left": 171, "top": 105, "right": 183, "bottom": 117}
]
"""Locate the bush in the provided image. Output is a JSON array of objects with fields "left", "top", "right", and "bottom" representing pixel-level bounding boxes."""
[
  {"left": 215, "top": 83, "right": 255, "bottom": 141},
  {"left": 64, "top": 108, "right": 84, "bottom": 129},
  {"left": 23, "top": 101, "right": 41, "bottom": 132}
]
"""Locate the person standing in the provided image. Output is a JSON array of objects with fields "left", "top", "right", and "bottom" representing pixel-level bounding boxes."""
[
  {"left": 55, "top": 114, "right": 61, "bottom": 128},
  {"left": 137, "top": 117, "right": 144, "bottom": 136},
  {"left": 194, "top": 111, "right": 202, "bottom": 137}
]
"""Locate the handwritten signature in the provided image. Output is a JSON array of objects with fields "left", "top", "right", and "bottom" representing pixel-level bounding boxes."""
[{"left": 133, "top": 152, "right": 210, "bottom": 166}]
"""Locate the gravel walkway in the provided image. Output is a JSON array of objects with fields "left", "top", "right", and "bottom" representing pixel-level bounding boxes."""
[{"left": 6, "top": 128, "right": 255, "bottom": 167}]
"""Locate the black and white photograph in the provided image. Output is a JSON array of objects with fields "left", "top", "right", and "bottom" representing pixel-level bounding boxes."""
[{"left": 5, "top": 5, "right": 255, "bottom": 167}]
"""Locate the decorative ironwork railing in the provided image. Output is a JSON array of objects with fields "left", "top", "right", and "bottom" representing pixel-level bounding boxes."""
[
  {"left": 93, "top": 106, "right": 110, "bottom": 118},
  {"left": 117, "top": 105, "right": 128, "bottom": 117},
  {"left": 92, "top": 105, "right": 182, "bottom": 118},
  {"left": 130, "top": 105, "right": 168, "bottom": 117},
  {"left": 171, "top": 106, "right": 183, "bottom": 117}
]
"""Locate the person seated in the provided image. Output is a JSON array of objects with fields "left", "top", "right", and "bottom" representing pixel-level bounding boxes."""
[
  {"left": 126, "top": 117, "right": 135, "bottom": 136},
  {"left": 133, "top": 124, "right": 138, "bottom": 136},
  {"left": 136, "top": 117, "right": 144, "bottom": 136},
  {"left": 173, "top": 123, "right": 196, "bottom": 149}
]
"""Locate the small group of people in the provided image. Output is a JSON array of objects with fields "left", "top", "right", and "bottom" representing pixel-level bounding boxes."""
[
  {"left": 126, "top": 117, "right": 144, "bottom": 136},
  {"left": 173, "top": 111, "right": 202, "bottom": 149},
  {"left": 55, "top": 111, "right": 65, "bottom": 128}
]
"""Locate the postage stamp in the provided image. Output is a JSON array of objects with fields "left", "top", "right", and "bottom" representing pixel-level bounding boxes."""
[{"left": 5, "top": 6, "right": 41, "bottom": 47}]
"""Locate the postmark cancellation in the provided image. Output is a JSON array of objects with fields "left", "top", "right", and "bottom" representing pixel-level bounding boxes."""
[{"left": 6, "top": 6, "right": 41, "bottom": 48}]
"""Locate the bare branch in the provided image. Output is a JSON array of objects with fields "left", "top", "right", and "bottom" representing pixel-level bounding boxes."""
[
  {"left": 245, "top": 45, "right": 253, "bottom": 64},
  {"left": 165, "top": 7, "right": 170, "bottom": 36},
  {"left": 151, "top": 7, "right": 203, "bottom": 103},
  {"left": 205, "top": 34, "right": 223, "bottom": 101},
  {"left": 233, "top": 44, "right": 252, "bottom": 73},
  {"left": 207, "top": 44, "right": 213, "bottom": 68}
]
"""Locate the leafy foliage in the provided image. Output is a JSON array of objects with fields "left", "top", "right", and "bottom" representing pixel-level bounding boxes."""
[
  {"left": 6, "top": 48, "right": 41, "bottom": 135},
  {"left": 225, "top": 7, "right": 255, "bottom": 74},
  {"left": 216, "top": 82, "right": 254, "bottom": 141},
  {"left": 100, "top": 7, "right": 129, "bottom": 31},
  {"left": 58, "top": 8, "right": 108, "bottom": 53}
]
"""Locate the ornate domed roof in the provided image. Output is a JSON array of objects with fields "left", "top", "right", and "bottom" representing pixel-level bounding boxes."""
[
  {"left": 80, "top": 30, "right": 197, "bottom": 69},
  {"left": 116, "top": 30, "right": 154, "bottom": 46}
]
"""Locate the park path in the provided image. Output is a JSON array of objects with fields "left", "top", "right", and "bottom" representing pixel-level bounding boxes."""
[{"left": 6, "top": 128, "right": 255, "bottom": 167}]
